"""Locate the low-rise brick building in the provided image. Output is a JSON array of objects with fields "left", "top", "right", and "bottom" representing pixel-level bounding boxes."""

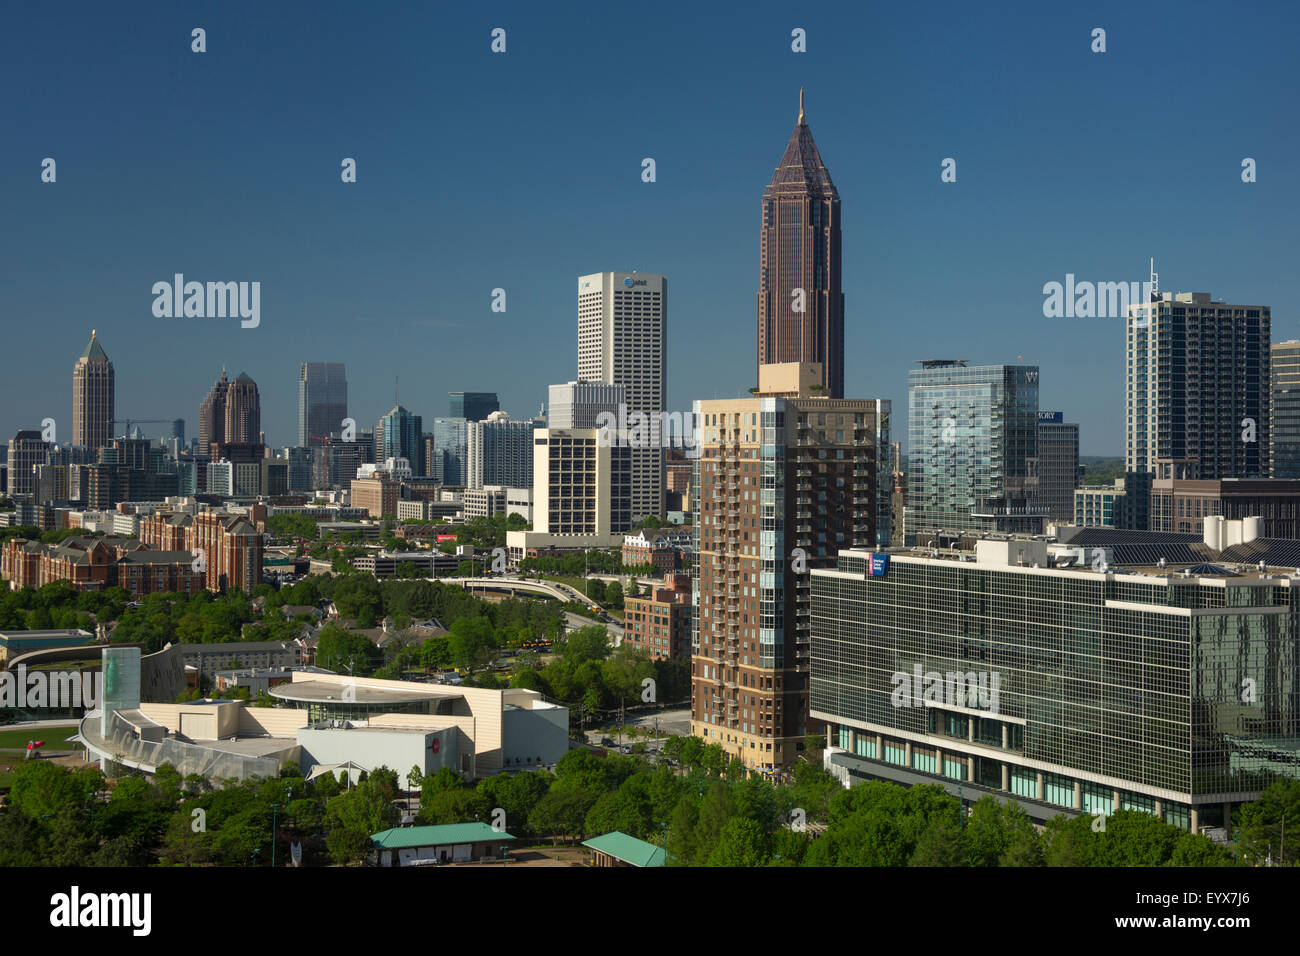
[
  {"left": 621, "top": 527, "right": 692, "bottom": 572},
  {"left": 621, "top": 573, "right": 692, "bottom": 661},
  {"left": 0, "top": 534, "right": 204, "bottom": 596}
]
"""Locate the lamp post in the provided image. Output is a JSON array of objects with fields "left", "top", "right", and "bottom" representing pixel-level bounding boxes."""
[{"left": 270, "top": 803, "right": 279, "bottom": 868}]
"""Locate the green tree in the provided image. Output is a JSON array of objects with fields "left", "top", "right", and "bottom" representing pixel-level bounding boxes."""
[
  {"left": 1236, "top": 779, "right": 1300, "bottom": 866},
  {"left": 694, "top": 780, "right": 736, "bottom": 864},
  {"left": 316, "top": 623, "right": 378, "bottom": 674},
  {"left": 528, "top": 787, "right": 600, "bottom": 841},
  {"left": 664, "top": 795, "right": 699, "bottom": 865},
  {"left": 1042, "top": 814, "right": 1097, "bottom": 867},
  {"left": 326, "top": 828, "right": 373, "bottom": 865},
  {"left": 326, "top": 778, "right": 398, "bottom": 836},
  {"left": 910, "top": 821, "right": 965, "bottom": 866},
  {"left": 707, "top": 817, "right": 770, "bottom": 867}
]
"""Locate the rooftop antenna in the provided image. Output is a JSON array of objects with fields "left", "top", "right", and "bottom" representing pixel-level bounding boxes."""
[
  {"left": 798, "top": 87, "right": 805, "bottom": 124},
  {"left": 1150, "top": 257, "right": 1159, "bottom": 300}
]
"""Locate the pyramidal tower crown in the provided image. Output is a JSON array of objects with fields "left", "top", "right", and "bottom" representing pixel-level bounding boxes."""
[{"left": 764, "top": 88, "right": 838, "bottom": 201}]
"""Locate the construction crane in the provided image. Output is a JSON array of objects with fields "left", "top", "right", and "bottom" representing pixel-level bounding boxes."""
[{"left": 110, "top": 418, "right": 173, "bottom": 437}]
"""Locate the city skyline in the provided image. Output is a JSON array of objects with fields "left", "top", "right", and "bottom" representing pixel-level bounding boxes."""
[{"left": 4, "top": 3, "right": 1295, "bottom": 456}]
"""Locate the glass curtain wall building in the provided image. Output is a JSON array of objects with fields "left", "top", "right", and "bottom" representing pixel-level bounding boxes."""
[
  {"left": 431, "top": 418, "right": 468, "bottom": 486},
  {"left": 810, "top": 542, "right": 1300, "bottom": 832},
  {"left": 298, "top": 362, "right": 348, "bottom": 447},
  {"left": 906, "top": 361, "right": 1044, "bottom": 541}
]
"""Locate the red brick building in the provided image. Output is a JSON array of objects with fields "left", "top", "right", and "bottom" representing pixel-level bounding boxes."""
[
  {"left": 622, "top": 573, "right": 692, "bottom": 661},
  {"left": 622, "top": 527, "right": 692, "bottom": 572},
  {"left": 139, "top": 510, "right": 263, "bottom": 593},
  {"left": 0, "top": 534, "right": 203, "bottom": 596}
]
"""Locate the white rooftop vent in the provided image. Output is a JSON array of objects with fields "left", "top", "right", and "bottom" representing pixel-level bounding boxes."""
[{"left": 1158, "top": 557, "right": 1167, "bottom": 568}]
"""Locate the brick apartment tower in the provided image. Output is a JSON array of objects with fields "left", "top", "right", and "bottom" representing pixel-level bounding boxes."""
[
  {"left": 757, "top": 90, "right": 845, "bottom": 399},
  {"left": 72, "top": 330, "right": 115, "bottom": 453},
  {"left": 690, "top": 363, "right": 890, "bottom": 772}
]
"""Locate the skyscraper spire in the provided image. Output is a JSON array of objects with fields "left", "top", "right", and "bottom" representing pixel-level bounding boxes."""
[
  {"left": 757, "top": 89, "right": 844, "bottom": 398},
  {"left": 74, "top": 329, "right": 114, "bottom": 451}
]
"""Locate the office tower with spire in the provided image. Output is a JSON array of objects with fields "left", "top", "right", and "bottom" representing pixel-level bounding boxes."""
[
  {"left": 757, "top": 90, "right": 844, "bottom": 399},
  {"left": 1126, "top": 289, "right": 1270, "bottom": 478},
  {"left": 72, "top": 330, "right": 115, "bottom": 453},
  {"left": 198, "top": 370, "right": 231, "bottom": 450},
  {"left": 299, "top": 362, "right": 348, "bottom": 446},
  {"left": 578, "top": 270, "right": 666, "bottom": 521}
]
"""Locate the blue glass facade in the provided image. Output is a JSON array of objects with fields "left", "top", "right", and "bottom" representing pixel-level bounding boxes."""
[{"left": 907, "top": 361, "right": 1043, "bottom": 539}]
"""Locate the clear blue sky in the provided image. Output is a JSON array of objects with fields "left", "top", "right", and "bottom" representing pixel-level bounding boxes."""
[{"left": 2, "top": 0, "right": 1297, "bottom": 455}]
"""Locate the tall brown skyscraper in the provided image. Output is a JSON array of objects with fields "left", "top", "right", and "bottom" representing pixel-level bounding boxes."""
[
  {"left": 757, "top": 90, "right": 844, "bottom": 398},
  {"left": 72, "top": 330, "right": 115, "bottom": 452},
  {"left": 224, "top": 372, "right": 261, "bottom": 444},
  {"left": 198, "top": 370, "right": 230, "bottom": 450}
]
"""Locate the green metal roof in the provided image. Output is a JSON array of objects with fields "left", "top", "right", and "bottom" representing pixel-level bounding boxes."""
[
  {"left": 370, "top": 823, "right": 515, "bottom": 849},
  {"left": 80, "top": 330, "right": 110, "bottom": 362},
  {"left": 581, "top": 831, "right": 666, "bottom": 867}
]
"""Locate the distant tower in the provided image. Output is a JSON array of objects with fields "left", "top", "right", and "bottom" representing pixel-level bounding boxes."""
[
  {"left": 224, "top": 373, "right": 261, "bottom": 444},
  {"left": 72, "top": 329, "right": 115, "bottom": 452},
  {"left": 198, "top": 369, "right": 230, "bottom": 450},
  {"left": 299, "top": 362, "right": 348, "bottom": 446},
  {"left": 757, "top": 89, "right": 844, "bottom": 398},
  {"left": 577, "top": 271, "right": 667, "bottom": 520}
]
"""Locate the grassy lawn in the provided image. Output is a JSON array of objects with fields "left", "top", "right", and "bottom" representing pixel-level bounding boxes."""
[{"left": 0, "top": 726, "right": 81, "bottom": 751}]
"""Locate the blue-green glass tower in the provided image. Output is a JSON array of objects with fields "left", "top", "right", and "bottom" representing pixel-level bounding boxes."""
[{"left": 906, "top": 360, "right": 1045, "bottom": 541}]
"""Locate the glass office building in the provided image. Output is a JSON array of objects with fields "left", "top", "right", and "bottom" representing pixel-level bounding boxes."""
[
  {"left": 906, "top": 361, "right": 1045, "bottom": 541},
  {"left": 298, "top": 362, "right": 348, "bottom": 447},
  {"left": 431, "top": 418, "right": 468, "bottom": 486},
  {"left": 811, "top": 542, "right": 1300, "bottom": 831},
  {"left": 449, "top": 392, "right": 499, "bottom": 422},
  {"left": 376, "top": 405, "right": 423, "bottom": 474}
]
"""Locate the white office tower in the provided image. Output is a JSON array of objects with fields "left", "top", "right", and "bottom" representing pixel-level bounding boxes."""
[
  {"left": 577, "top": 271, "right": 666, "bottom": 520},
  {"left": 466, "top": 412, "right": 535, "bottom": 490},
  {"left": 548, "top": 380, "right": 625, "bottom": 429}
]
